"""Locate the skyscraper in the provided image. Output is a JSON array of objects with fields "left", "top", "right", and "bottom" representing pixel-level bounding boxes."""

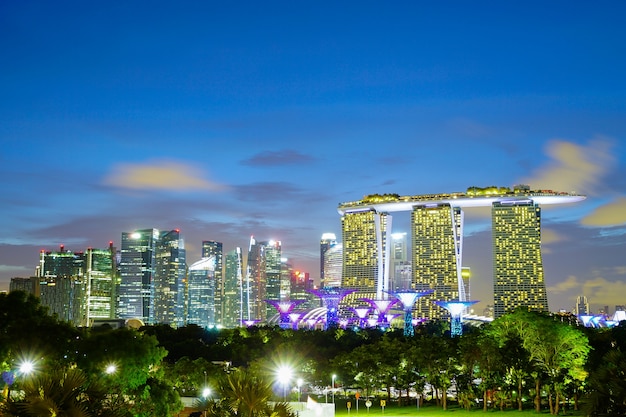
[
  {"left": 119, "top": 229, "right": 186, "bottom": 326},
  {"left": 119, "top": 229, "right": 158, "bottom": 324},
  {"left": 492, "top": 200, "right": 548, "bottom": 318},
  {"left": 153, "top": 230, "right": 186, "bottom": 327},
  {"left": 202, "top": 241, "right": 223, "bottom": 325},
  {"left": 411, "top": 204, "right": 464, "bottom": 319},
  {"left": 320, "top": 233, "right": 337, "bottom": 283},
  {"left": 223, "top": 247, "right": 244, "bottom": 327},
  {"left": 390, "top": 232, "right": 410, "bottom": 291},
  {"left": 187, "top": 256, "right": 216, "bottom": 328},
  {"left": 322, "top": 243, "right": 342, "bottom": 288},
  {"left": 245, "top": 236, "right": 266, "bottom": 321},
  {"left": 85, "top": 243, "right": 117, "bottom": 323},
  {"left": 264, "top": 240, "right": 282, "bottom": 320},
  {"left": 37, "top": 246, "right": 85, "bottom": 326},
  {"left": 341, "top": 209, "right": 391, "bottom": 309},
  {"left": 574, "top": 295, "right": 590, "bottom": 316}
]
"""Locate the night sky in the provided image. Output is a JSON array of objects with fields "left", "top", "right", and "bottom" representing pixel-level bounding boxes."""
[{"left": 1, "top": 1, "right": 625, "bottom": 314}]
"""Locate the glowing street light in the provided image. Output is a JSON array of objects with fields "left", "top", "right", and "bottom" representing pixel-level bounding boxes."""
[
  {"left": 105, "top": 364, "right": 117, "bottom": 375},
  {"left": 297, "top": 378, "right": 303, "bottom": 402},
  {"left": 276, "top": 365, "right": 293, "bottom": 401},
  {"left": 19, "top": 360, "right": 34, "bottom": 375}
]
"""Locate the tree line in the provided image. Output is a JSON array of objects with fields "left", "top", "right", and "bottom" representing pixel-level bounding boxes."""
[{"left": 1, "top": 291, "right": 625, "bottom": 416}]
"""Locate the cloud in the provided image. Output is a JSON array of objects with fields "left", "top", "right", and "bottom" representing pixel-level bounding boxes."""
[
  {"left": 547, "top": 275, "right": 582, "bottom": 294},
  {"left": 581, "top": 197, "right": 626, "bottom": 227},
  {"left": 240, "top": 149, "right": 315, "bottom": 167},
  {"left": 521, "top": 137, "right": 616, "bottom": 195},
  {"left": 541, "top": 228, "right": 564, "bottom": 245},
  {"left": 103, "top": 160, "right": 226, "bottom": 191}
]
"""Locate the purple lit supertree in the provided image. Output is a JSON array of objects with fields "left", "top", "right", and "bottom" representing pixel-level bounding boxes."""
[
  {"left": 360, "top": 298, "right": 399, "bottom": 328},
  {"left": 350, "top": 307, "right": 371, "bottom": 328},
  {"left": 308, "top": 288, "right": 356, "bottom": 330},
  {"left": 434, "top": 300, "right": 478, "bottom": 337},
  {"left": 266, "top": 300, "right": 306, "bottom": 329},
  {"left": 390, "top": 290, "right": 434, "bottom": 336},
  {"left": 243, "top": 319, "right": 260, "bottom": 327}
]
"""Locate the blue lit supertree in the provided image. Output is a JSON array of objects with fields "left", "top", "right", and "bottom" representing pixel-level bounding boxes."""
[
  {"left": 308, "top": 288, "right": 356, "bottom": 330},
  {"left": 434, "top": 300, "right": 478, "bottom": 337},
  {"left": 389, "top": 290, "right": 433, "bottom": 336},
  {"left": 360, "top": 298, "right": 399, "bottom": 329}
]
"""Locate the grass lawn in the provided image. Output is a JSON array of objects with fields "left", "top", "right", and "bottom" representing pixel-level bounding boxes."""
[{"left": 327, "top": 398, "right": 584, "bottom": 417}]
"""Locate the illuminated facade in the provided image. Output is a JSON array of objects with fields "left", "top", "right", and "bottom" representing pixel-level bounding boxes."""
[
  {"left": 37, "top": 246, "right": 86, "bottom": 326},
  {"left": 492, "top": 200, "right": 548, "bottom": 318},
  {"left": 322, "top": 243, "right": 342, "bottom": 288},
  {"left": 264, "top": 240, "right": 282, "bottom": 320},
  {"left": 245, "top": 237, "right": 281, "bottom": 322},
  {"left": 187, "top": 256, "right": 216, "bottom": 328},
  {"left": 119, "top": 229, "right": 158, "bottom": 323},
  {"left": 223, "top": 247, "right": 244, "bottom": 327},
  {"left": 341, "top": 209, "right": 391, "bottom": 310},
  {"left": 202, "top": 241, "right": 223, "bottom": 324},
  {"left": 85, "top": 244, "right": 116, "bottom": 323},
  {"left": 153, "top": 230, "right": 186, "bottom": 326},
  {"left": 411, "top": 204, "right": 465, "bottom": 319},
  {"left": 574, "top": 295, "right": 590, "bottom": 316},
  {"left": 320, "top": 233, "right": 337, "bottom": 284}
]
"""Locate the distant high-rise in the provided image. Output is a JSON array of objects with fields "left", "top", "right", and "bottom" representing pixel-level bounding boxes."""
[
  {"left": 85, "top": 243, "right": 117, "bottom": 323},
  {"left": 202, "top": 241, "right": 223, "bottom": 324},
  {"left": 574, "top": 295, "right": 590, "bottom": 316},
  {"left": 119, "top": 229, "right": 158, "bottom": 324},
  {"left": 341, "top": 209, "right": 391, "bottom": 309},
  {"left": 37, "top": 246, "right": 86, "bottom": 326},
  {"left": 119, "top": 229, "right": 186, "bottom": 325},
  {"left": 492, "top": 200, "right": 548, "bottom": 318},
  {"left": 187, "top": 256, "right": 216, "bottom": 328},
  {"left": 411, "top": 204, "right": 464, "bottom": 319},
  {"left": 264, "top": 241, "right": 282, "bottom": 320},
  {"left": 243, "top": 237, "right": 283, "bottom": 322},
  {"left": 322, "top": 243, "right": 342, "bottom": 288},
  {"left": 153, "top": 230, "right": 186, "bottom": 327},
  {"left": 320, "top": 233, "right": 337, "bottom": 283},
  {"left": 223, "top": 247, "right": 244, "bottom": 327},
  {"left": 390, "top": 232, "right": 408, "bottom": 291}
]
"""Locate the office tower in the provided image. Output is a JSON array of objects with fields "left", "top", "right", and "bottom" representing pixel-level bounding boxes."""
[
  {"left": 390, "top": 232, "right": 409, "bottom": 291},
  {"left": 411, "top": 204, "right": 464, "bottom": 320},
  {"left": 187, "top": 256, "right": 216, "bottom": 328},
  {"left": 153, "top": 230, "right": 186, "bottom": 327},
  {"left": 264, "top": 240, "right": 282, "bottom": 320},
  {"left": 85, "top": 243, "right": 117, "bottom": 323},
  {"left": 341, "top": 209, "right": 391, "bottom": 309},
  {"left": 290, "top": 268, "right": 316, "bottom": 309},
  {"left": 202, "top": 241, "right": 223, "bottom": 325},
  {"left": 322, "top": 243, "right": 343, "bottom": 288},
  {"left": 320, "top": 233, "right": 337, "bottom": 283},
  {"left": 492, "top": 200, "right": 548, "bottom": 318},
  {"left": 245, "top": 236, "right": 266, "bottom": 322},
  {"left": 574, "top": 295, "right": 590, "bottom": 316},
  {"left": 118, "top": 229, "right": 158, "bottom": 324},
  {"left": 10, "top": 277, "right": 39, "bottom": 295},
  {"left": 37, "top": 246, "right": 86, "bottom": 326},
  {"left": 223, "top": 247, "right": 244, "bottom": 327},
  {"left": 280, "top": 257, "right": 293, "bottom": 301}
]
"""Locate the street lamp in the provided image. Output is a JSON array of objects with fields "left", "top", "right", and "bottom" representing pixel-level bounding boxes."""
[
  {"left": 332, "top": 374, "right": 336, "bottom": 404},
  {"left": 297, "top": 378, "right": 303, "bottom": 402},
  {"left": 276, "top": 365, "right": 293, "bottom": 401}
]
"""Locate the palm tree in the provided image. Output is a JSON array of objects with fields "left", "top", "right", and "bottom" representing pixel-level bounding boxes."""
[
  {"left": 202, "top": 368, "right": 295, "bottom": 417},
  {"left": 2, "top": 367, "right": 124, "bottom": 417}
]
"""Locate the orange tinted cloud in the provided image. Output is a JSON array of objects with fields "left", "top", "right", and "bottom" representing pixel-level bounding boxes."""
[
  {"left": 581, "top": 197, "right": 626, "bottom": 227},
  {"left": 104, "top": 160, "right": 226, "bottom": 191},
  {"left": 521, "top": 137, "right": 615, "bottom": 195}
]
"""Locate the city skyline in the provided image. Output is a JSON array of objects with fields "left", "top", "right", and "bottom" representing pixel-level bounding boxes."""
[{"left": 1, "top": 2, "right": 626, "bottom": 314}]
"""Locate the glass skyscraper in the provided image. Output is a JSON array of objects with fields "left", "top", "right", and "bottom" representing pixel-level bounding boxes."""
[
  {"left": 223, "top": 247, "right": 244, "bottom": 327},
  {"left": 85, "top": 243, "right": 117, "bottom": 323},
  {"left": 187, "top": 256, "right": 216, "bottom": 328},
  {"left": 492, "top": 200, "right": 548, "bottom": 318},
  {"left": 153, "top": 230, "right": 186, "bottom": 326},
  {"left": 202, "top": 241, "right": 223, "bottom": 324}
]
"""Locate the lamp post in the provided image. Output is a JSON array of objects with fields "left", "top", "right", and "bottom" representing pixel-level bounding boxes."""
[
  {"left": 276, "top": 365, "right": 293, "bottom": 401},
  {"left": 297, "top": 378, "right": 303, "bottom": 402},
  {"left": 332, "top": 374, "right": 336, "bottom": 404}
]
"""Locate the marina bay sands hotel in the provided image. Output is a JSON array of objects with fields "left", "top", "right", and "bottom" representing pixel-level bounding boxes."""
[{"left": 336, "top": 185, "right": 585, "bottom": 319}]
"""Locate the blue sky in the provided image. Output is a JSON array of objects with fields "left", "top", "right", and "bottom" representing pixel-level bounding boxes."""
[{"left": 1, "top": 1, "right": 625, "bottom": 314}]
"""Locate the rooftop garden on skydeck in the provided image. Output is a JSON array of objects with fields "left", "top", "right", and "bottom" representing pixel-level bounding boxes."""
[{"left": 337, "top": 185, "right": 586, "bottom": 213}]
